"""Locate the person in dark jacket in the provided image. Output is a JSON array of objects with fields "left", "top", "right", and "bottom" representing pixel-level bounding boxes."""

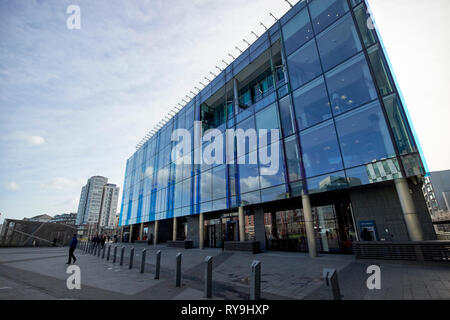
[{"left": 66, "top": 234, "right": 78, "bottom": 264}]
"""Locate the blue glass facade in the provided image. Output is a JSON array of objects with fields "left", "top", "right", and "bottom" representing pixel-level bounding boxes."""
[{"left": 119, "top": 0, "right": 425, "bottom": 228}]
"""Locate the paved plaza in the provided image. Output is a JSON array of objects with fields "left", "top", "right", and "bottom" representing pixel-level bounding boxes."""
[{"left": 0, "top": 244, "right": 449, "bottom": 300}]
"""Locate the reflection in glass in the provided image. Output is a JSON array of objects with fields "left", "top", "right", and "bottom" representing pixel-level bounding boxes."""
[
  {"left": 293, "top": 76, "right": 332, "bottom": 130},
  {"left": 383, "top": 94, "right": 415, "bottom": 155},
  {"left": 326, "top": 53, "right": 377, "bottom": 115},
  {"left": 316, "top": 13, "right": 362, "bottom": 71},
  {"left": 368, "top": 44, "right": 394, "bottom": 96},
  {"left": 300, "top": 120, "right": 343, "bottom": 178},
  {"left": 284, "top": 136, "right": 303, "bottom": 182},
  {"left": 282, "top": 8, "right": 313, "bottom": 56},
  {"left": 307, "top": 170, "right": 347, "bottom": 194},
  {"left": 309, "top": 0, "right": 349, "bottom": 34},
  {"left": 287, "top": 39, "right": 322, "bottom": 91},
  {"left": 335, "top": 100, "right": 396, "bottom": 168}
]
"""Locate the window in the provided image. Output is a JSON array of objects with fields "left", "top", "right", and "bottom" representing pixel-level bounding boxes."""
[
  {"left": 300, "top": 120, "right": 343, "bottom": 178},
  {"left": 200, "top": 170, "right": 212, "bottom": 202},
  {"left": 282, "top": 8, "right": 313, "bottom": 56},
  {"left": 383, "top": 94, "right": 415, "bottom": 155},
  {"left": 236, "top": 115, "right": 257, "bottom": 154},
  {"left": 316, "top": 13, "right": 362, "bottom": 71},
  {"left": 307, "top": 170, "right": 347, "bottom": 194},
  {"left": 309, "top": 0, "right": 349, "bottom": 34},
  {"left": 182, "top": 178, "right": 191, "bottom": 207},
  {"left": 287, "top": 39, "right": 322, "bottom": 90},
  {"left": 261, "top": 185, "right": 287, "bottom": 202},
  {"left": 259, "top": 141, "right": 286, "bottom": 188},
  {"left": 368, "top": 44, "right": 394, "bottom": 96},
  {"left": 335, "top": 100, "right": 396, "bottom": 168},
  {"left": 353, "top": 3, "right": 377, "bottom": 47},
  {"left": 284, "top": 136, "right": 303, "bottom": 182},
  {"left": 238, "top": 151, "right": 260, "bottom": 194},
  {"left": 293, "top": 76, "right": 332, "bottom": 130},
  {"left": 325, "top": 53, "right": 377, "bottom": 115},
  {"left": 278, "top": 96, "right": 295, "bottom": 137},
  {"left": 255, "top": 103, "right": 281, "bottom": 147},
  {"left": 212, "top": 165, "right": 227, "bottom": 200}
]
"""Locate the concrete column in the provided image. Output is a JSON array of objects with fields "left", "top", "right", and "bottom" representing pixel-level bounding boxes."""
[
  {"left": 173, "top": 217, "right": 177, "bottom": 241},
  {"left": 153, "top": 220, "right": 159, "bottom": 245},
  {"left": 395, "top": 178, "right": 425, "bottom": 241},
  {"left": 253, "top": 207, "right": 266, "bottom": 251},
  {"left": 302, "top": 195, "right": 317, "bottom": 258},
  {"left": 239, "top": 206, "right": 245, "bottom": 242},
  {"left": 199, "top": 213, "right": 204, "bottom": 249},
  {"left": 139, "top": 223, "right": 144, "bottom": 240},
  {"left": 129, "top": 224, "right": 133, "bottom": 243}
]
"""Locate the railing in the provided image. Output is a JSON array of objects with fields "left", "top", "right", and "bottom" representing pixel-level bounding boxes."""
[{"left": 353, "top": 241, "right": 450, "bottom": 263}]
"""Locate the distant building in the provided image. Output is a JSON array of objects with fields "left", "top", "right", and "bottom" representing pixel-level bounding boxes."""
[
  {"left": 50, "top": 213, "right": 77, "bottom": 225},
  {"left": 23, "top": 214, "right": 53, "bottom": 223},
  {"left": 76, "top": 176, "right": 120, "bottom": 239},
  {"left": 423, "top": 170, "right": 450, "bottom": 213},
  {"left": 99, "top": 184, "right": 120, "bottom": 227}
]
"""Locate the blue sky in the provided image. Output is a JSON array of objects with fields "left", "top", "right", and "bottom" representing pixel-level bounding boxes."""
[{"left": 1, "top": 0, "right": 449, "bottom": 223}]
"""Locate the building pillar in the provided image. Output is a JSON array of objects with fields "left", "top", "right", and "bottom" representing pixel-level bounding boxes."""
[
  {"left": 239, "top": 206, "right": 245, "bottom": 242},
  {"left": 233, "top": 78, "right": 239, "bottom": 116},
  {"left": 173, "top": 217, "right": 177, "bottom": 241},
  {"left": 253, "top": 207, "right": 266, "bottom": 251},
  {"left": 395, "top": 178, "right": 425, "bottom": 241},
  {"left": 302, "top": 195, "right": 317, "bottom": 258},
  {"left": 120, "top": 227, "right": 124, "bottom": 242},
  {"left": 154, "top": 220, "right": 159, "bottom": 245},
  {"left": 129, "top": 224, "right": 133, "bottom": 243},
  {"left": 199, "top": 212, "right": 204, "bottom": 249},
  {"left": 139, "top": 223, "right": 144, "bottom": 240}
]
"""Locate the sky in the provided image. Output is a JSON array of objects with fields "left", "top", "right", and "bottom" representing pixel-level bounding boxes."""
[{"left": 0, "top": 0, "right": 449, "bottom": 224}]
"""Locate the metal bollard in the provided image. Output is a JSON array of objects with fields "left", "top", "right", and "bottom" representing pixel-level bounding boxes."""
[
  {"left": 155, "top": 250, "right": 161, "bottom": 280},
  {"left": 140, "top": 249, "right": 146, "bottom": 273},
  {"left": 323, "top": 268, "right": 342, "bottom": 300},
  {"left": 107, "top": 246, "right": 111, "bottom": 261},
  {"left": 113, "top": 246, "right": 117, "bottom": 263},
  {"left": 204, "top": 256, "right": 213, "bottom": 298},
  {"left": 129, "top": 247, "right": 134, "bottom": 269},
  {"left": 120, "top": 246, "right": 125, "bottom": 266},
  {"left": 175, "top": 252, "right": 182, "bottom": 287},
  {"left": 250, "top": 260, "right": 261, "bottom": 300}
]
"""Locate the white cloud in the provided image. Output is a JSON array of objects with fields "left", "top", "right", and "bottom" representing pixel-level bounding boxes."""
[
  {"left": 25, "top": 135, "right": 45, "bottom": 146},
  {"left": 6, "top": 182, "right": 20, "bottom": 191},
  {"left": 45, "top": 177, "right": 79, "bottom": 191}
]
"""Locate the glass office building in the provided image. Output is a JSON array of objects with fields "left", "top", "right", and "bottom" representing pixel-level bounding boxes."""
[{"left": 119, "top": 0, "right": 435, "bottom": 253}]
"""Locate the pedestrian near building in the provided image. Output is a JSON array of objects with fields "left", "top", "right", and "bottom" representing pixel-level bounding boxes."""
[{"left": 66, "top": 234, "right": 78, "bottom": 264}]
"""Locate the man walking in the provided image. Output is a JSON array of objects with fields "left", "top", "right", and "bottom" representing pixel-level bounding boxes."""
[{"left": 67, "top": 234, "right": 78, "bottom": 264}]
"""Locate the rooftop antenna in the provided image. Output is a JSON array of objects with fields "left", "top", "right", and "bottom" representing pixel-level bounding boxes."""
[
  {"left": 235, "top": 46, "right": 243, "bottom": 54},
  {"left": 186, "top": 95, "right": 192, "bottom": 100},
  {"left": 204, "top": 76, "right": 211, "bottom": 82},
  {"left": 221, "top": 59, "right": 229, "bottom": 66},
  {"left": 216, "top": 66, "right": 223, "bottom": 72},
  {"left": 190, "top": 90, "right": 197, "bottom": 96},
  {"left": 177, "top": 103, "right": 184, "bottom": 108},
  {"left": 251, "top": 31, "right": 259, "bottom": 38},
  {"left": 199, "top": 81, "right": 206, "bottom": 87},
  {"left": 182, "top": 99, "right": 188, "bottom": 104},
  {"left": 195, "top": 86, "right": 202, "bottom": 92},
  {"left": 269, "top": 13, "right": 278, "bottom": 21},
  {"left": 209, "top": 71, "right": 216, "bottom": 77},
  {"left": 243, "top": 39, "right": 251, "bottom": 46},
  {"left": 285, "top": 0, "right": 293, "bottom": 8},
  {"left": 260, "top": 22, "right": 268, "bottom": 31},
  {"left": 228, "top": 53, "right": 235, "bottom": 60}
]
